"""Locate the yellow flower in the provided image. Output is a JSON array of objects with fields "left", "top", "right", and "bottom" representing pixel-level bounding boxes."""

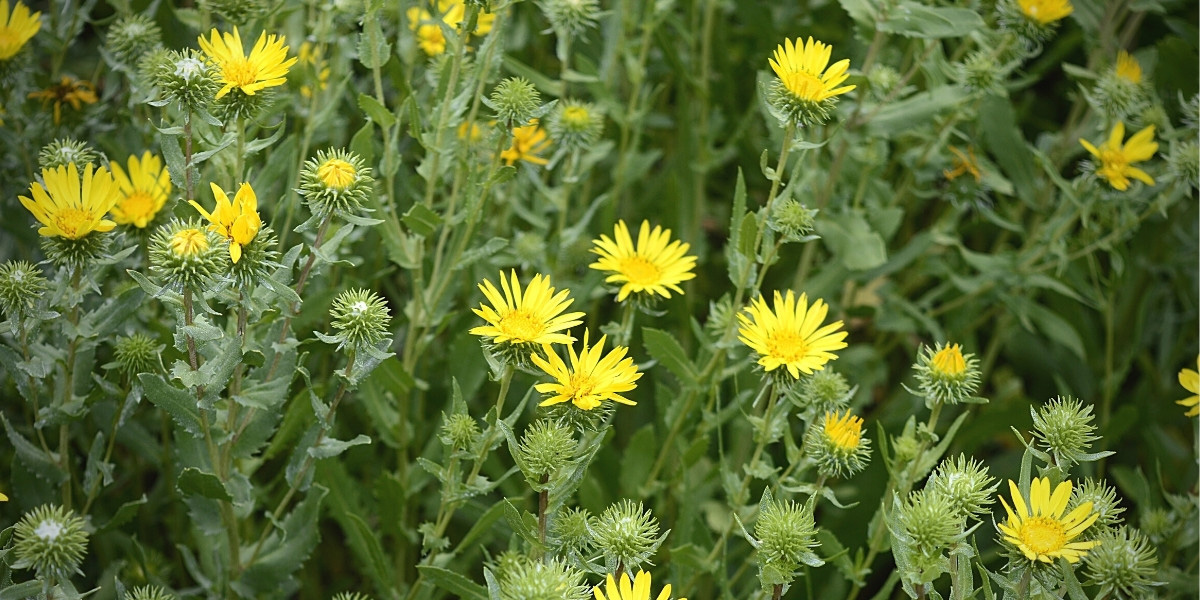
[
  {"left": 0, "top": 0, "right": 40, "bottom": 60},
  {"left": 197, "top": 27, "right": 297, "bottom": 100},
  {"left": 769, "top": 37, "right": 855, "bottom": 104},
  {"left": 470, "top": 271, "right": 585, "bottom": 346},
  {"left": 1080, "top": 122, "right": 1157, "bottom": 191},
  {"left": 458, "top": 121, "right": 483, "bottom": 143},
  {"left": 1178, "top": 356, "right": 1199, "bottom": 417},
  {"left": 931, "top": 343, "right": 967, "bottom": 377},
  {"left": 109, "top": 152, "right": 171, "bottom": 228},
  {"left": 19, "top": 163, "right": 119, "bottom": 239},
  {"left": 190, "top": 182, "right": 261, "bottom": 263},
  {"left": 502, "top": 120, "right": 552, "bottom": 166},
  {"left": 589, "top": 220, "right": 697, "bottom": 302},
  {"left": 997, "top": 478, "right": 1099, "bottom": 564},
  {"left": 532, "top": 329, "right": 642, "bottom": 411},
  {"left": 0, "top": 491, "right": 7, "bottom": 501},
  {"left": 1017, "top": 0, "right": 1073, "bottom": 25},
  {"left": 27, "top": 76, "right": 98, "bottom": 125},
  {"left": 406, "top": 0, "right": 495, "bottom": 56},
  {"left": 943, "top": 146, "right": 982, "bottom": 183},
  {"left": 317, "top": 158, "right": 357, "bottom": 189},
  {"left": 593, "top": 570, "right": 685, "bottom": 600},
  {"left": 169, "top": 228, "right": 210, "bottom": 257},
  {"left": 737, "top": 290, "right": 849, "bottom": 379},
  {"left": 1115, "top": 50, "right": 1142, "bottom": 84},
  {"left": 823, "top": 410, "right": 863, "bottom": 450}
]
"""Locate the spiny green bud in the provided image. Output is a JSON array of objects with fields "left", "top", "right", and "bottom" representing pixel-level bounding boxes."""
[
  {"left": 1167, "top": 140, "right": 1199, "bottom": 191},
  {"left": 958, "top": 51, "right": 1006, "bottom": 95},
  {"left": 12, "top": 504, "right": 90, "bottom": 581},
  {"left": 511, "top": 230, "right": 547, "bottom": 270},
  {"left": 39, "top": 138, "right": 100, "bottom": 170},
  {"left": 440, "top": 413, "right": 479, "bottom": 452},
  {"left": 754, "top": 495, "right": 819, "bottom": 588},
  {"left": 488, "top": 550, "right": 530, "bottom": 585},
  {"left": 149, "top": 219, "right": 227, "bottom": 292},
  {"left": 548, "top": 99, "right": 603, "bottom": 153},
  {"left": 125, "top": 585, "right": 176, "bottom": 600},
  {"left": 330, "top": 593, "right": 373, "bottom": 600},
  {"left": 539, "top": 0, "right": 601, "bottom": 38},
  {"left": 1031, "top": 396, "right": 1099, "bottom": 467},
  {"left": 1083, "top": 526, "right": 1161, "bottom": 599},
  {"left": 213, "top": 85, "right": 273, "bottom": 122},
  {"left": 151, "top": 49, "right": 220, "bottom": 109},
  {"left": 804, "top": 409, "right": 872, "bottom": 479},
  {"left": 591, "top": 499, "right": 664, "bottom": 573},
  {"left": 911, "top": 343, "right": 982, "bottom": 408},
  {"left": 0, "top": 260, "right": 48, "bottom": 324},
  {"left": 892, "top": 430, "right": 922, "bottom": 465},
  {"left": 866, "top": 65, "right": 900, "bottom": 98},
  {"left": 1138, "top": 508, "right": 1171, "bottom": 544},
  {"left": 299, "top": 148, "right": 375, "bottom": 219},
  {"left": 1070, "top": 478, "right": 1125, "bottom": 537},
  {"left": 107, "top": 14, "right": 163, "bottom": 68},
  {"left": 542, "top": 399, "right": 614, "bottom": 434},
  {"left": 498, "top": 558, "right": 590, "bottom": 600},
  {"left": 42, "top": 231, "right": 110, "bottom": 274},
  {"left": 227, "top": 225, "right": 280, "bottom": 291},
  {"left": 327, "top": 288, "right": 393, "bottom": 352},
  {"left": 487, "top": 77, "right": 542, "bottom": 129},
  {"left": 704, "top": 294, "right": 737, "bottom": 340},
  {"left": 515, "top": 419, "right": 575, "bottom": 483},
  {"left": 926, "top": 454, "right": 997, "bottom": 521},
  {"left": 553, "top": 506, "right": 593, "bottom": 558},
  {"left": 768, "top": 198, "right": 818, "bottom": 243},
  {"left": 1183, "top": 93, "right": 1200, "bottom": 132},
  {"left": 199, "top": 0, "right": 269, "bottom": 24},
  {"left": 788, "top": 369, "right": 852, "bottom": 417},
  {"left": 113, "top": 333, "right": 163, "bottom": 376},
  {"left": 1090, "top": 74, "right": 1146, "bottom": 121},
  {"left": 894, "top": 489, "right": 963, "bottom": 558}
]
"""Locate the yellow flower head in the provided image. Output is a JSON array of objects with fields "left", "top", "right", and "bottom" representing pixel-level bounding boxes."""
[
  {"left": 502, "top": 120, "right": 552, "bottom": 166},
  {"left": 406, "top": 0, "right": 495, "bottom": 56},
  {"left": 110, "top": 152, "right": 171, "bottom": 228},
  {"left": 931, "top": 343, "right": 967, "bottom": 377},
  {"left": 19, "top": 163, "right": 119, "bottom": 239},
  {"left": 532, "top": 329, "right": 642, "bottom": 411},
  {"left": 737, "top": 290, "right": 849, "bottom": 379},
  {"left": 1079, "top": 122, "right": 1157, "bottom": 191},
  {"left": 769, "top": 37, "right": 855, "bottom": 104},
  {"left": 0, "top": 491, "right": 7, "bottom": 501},
  {"left": 1115, "top": 50, "right": 1142, "bottom": 84},
  {"left": 28, "top": 76, "right": 97, "bottom": 125},
  {"left": 823, "top": 410, "right": 864, "bottom": 450},
  {"left": 589, "top": 220, "right": 697, "bottom": 302},
  {"left": 317, "top": 157, "right": 357, "bottom": 189},
  {"left": 470, "top": 271, "right": 585, "bottom": 346},
  {"left": 190, "top": 182, "right": 261, "bottom": 263},
  {"left": 1177, "top": 356, "right": 1199, "bottom": 417},
  {"left": 197, "top": 27, "right": 298, "bottom": 100},
  {"left": 997, "top": 478, "right": 1099, "bottom": 564},
  {"left": 1017, "top": 0, "right": 1073, "bottom": 25},
  {"left": 0, "top": 0, "right": 41, "bottom": 60},
  {"left": 944, "top": 146, "right": 982, "bottom": 183},
  {"left": 594, "top": 570, "right": 685, "bottom": 600},
  {"left": 169, "top": 228, "right": 210, "bottom": 257}
]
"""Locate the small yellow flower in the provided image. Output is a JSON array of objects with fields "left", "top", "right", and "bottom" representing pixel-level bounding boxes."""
[
  {"left": 406, "top": 0, "right": 496, "bottom": 56},
  {"left": 944, "top": 146, "right": 982, "bottom": 183},
  {"left": 593, "top": 570, "right": 685, "bottom": 600},
  {"left": 470, "top": 271, "right": 585, "bottom": 346},
  {"left": 1080, "top": 122, "right": 1157, "bottom": 191},
  {"left": 737, "top": 290, "right": 849, "bottom": 379},
  {"left": 28, "top": 76, "right": 98, "bottom": 125},
  {"left": 457, "top": 121, "right": 483, "bottom": 143},
  {"left": 1115, "top": 50, "right": 1142, "bottom": 84},
  {"left": 997, "top": 478, "right": 1099, "bottom": 564},
  {"left": 769, "top": 37, "right": 855, "bottom": 104},
  {"left": 1017, "top": 0, "right": 1073, "bottom": 25},
  {"left": 0, "top": 491, "right": 7, "bottom": 501},
  {"left": 824, "top": 410, "right": 863, "bottom": 450},
  {"left": 197, "top": 27, "right": 298, "bottom": 100},
  {"left": 110, "top": 152, "right": 172, "bottom": 228},
  {"left": 532, "top": 329, "right": 642, "bottom": 411},
  {"left": 168, "top": 228, "right": 210, "bottom": 257},
  {"left": 19, "top": 163, "right": 119, "bottom": 239},
  {"left": 0, "top": 0, "right": 41, "bottom": 60},
  {"left": 931, "top": 343, "right": 967, "bottom": 377},
  {"left": 1177, "top": 356, "right": 1199, "bottom": 418},
  {"left": 589, "top": 220, "right": 697, "bottom": 302},
  {"left": 317, "top": 158, "right": 357, "bottom": 189},
  {"left": 190, "top": 182, "right": 261, "bottom": 263},
  {"left": 502, "top": 120, "right": 552, "bottom": 166}
]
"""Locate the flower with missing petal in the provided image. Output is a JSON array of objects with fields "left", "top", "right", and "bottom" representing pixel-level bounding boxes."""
[
  {"left": 197, "top": 27, "right": 297, "bottom": 100},
  {"left": 502, "top": 120, "right": 553, "bottom": 166},
  {"left": 996, "top": 477, "right": 1099, "bottom": 564},
  {"left": 589, "top": 220, "right": 697, "bottom": 302},
  {"left": 1080, "top": 122, "right": 1157, "bottom": 191},
  {"left": 27, "top": 76, "right": 97, "bottom": 124}
]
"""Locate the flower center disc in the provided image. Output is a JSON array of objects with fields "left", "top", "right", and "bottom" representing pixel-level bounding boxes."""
[
  {"left": 619, "top": 256, "right": 663, "bottom": 286},
  {"left": 567, "top": 374, "right": 600, "bottom": 409},
  {"left": 224, "top": 59, "right": 260, "bottom": 88},
  {"left": 498, "top": 310, "right": 544, "bottom": 342},
  {"left": 55, "top": 208, "right": 92, "bottom": 239},
  {"left": 1020, "top": 516, "right": 1068, "bottom": 555},
  {"left": 765, "top": 330, "right": 810, "bottom": 363}
]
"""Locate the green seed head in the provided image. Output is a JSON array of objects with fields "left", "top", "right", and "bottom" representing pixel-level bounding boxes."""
[{"left": 12, "top": 504, "right": 90, "bottom": 581}]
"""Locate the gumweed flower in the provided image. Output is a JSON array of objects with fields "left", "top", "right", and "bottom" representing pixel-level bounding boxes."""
[
  {"left": 28, "top": 76, "right": 98, "bottom": 124},
  {"left": 1115, "top": 50, "right": 1142, "bottom": 84},
  {"left": 589, "top": 220, "right": 697, "bottom": 303},
  {"left": 911, "top": 342, "right": 982, "bottom": 407},
  {"left": 590, "top": 499, "right": 662, "bottom": 573},
  {"left": 926, "top": 454, "right": 997, "bottom": 521},
  {"left": 149, "top": 48, "right": 220, "bottom": 109},
  {"left": 1080, "top": 122, "right": 1157, "bottom": 190},
  {"left": 19, "top": 163, "right": 119, "bottom": 240},
  {"left": 299, "top": 148, "right": 375, "bottom": 218},
  {"left": 110, "top": 152, "right": 172, "bottom": 228},
  {"left": 548, "top": 99, "right": 603, "bottom": 152},
  {"left": 767, "top": 37, "right": 855, "bottom": 126},
  {"left": 594, "top": 570, "right": 685, "bottom": 600},
  {"left": 406, "top": 0, "right": 496, "bottom": 57},
  {"left": 0, "top": 0, "right": 40, "bottom": 61},
  {"left": 501, "top": 120, "right": 552, "bottom": 166},
  {"left": 532, "top": 330, "right": 641, "bottom": 411},
  {"left": 944, "top": 146, "right": 982, "bottom": 183},
  {"left": 471, "top": 271, "right": 584, "bottom": 355},
  {"left": 737, "top": 290, "right": 848, "bottom": 380},
  {"left": 190, "top": 182, "right": 262, "bottom": 264},
  {"left": 149, "top": 219, "right": 227, "bottom": 292},
  {"left": 1083, "top": 526, "right": 1161, "bottom": 599},
  {"left": 197, "top": 27, "right": 297, "bottom": 100},
  {"left": 805, "top": 409, "right": 872, "bottom": 478},
  {"left": 997, "top": 478, "right": 1099, "bottom": 564},
  {"left": 1178, "top": 357, "right": 1199, "bottom": 417},
  {"left": 11, "top": 504, "right": 89, "bottom": 581}
]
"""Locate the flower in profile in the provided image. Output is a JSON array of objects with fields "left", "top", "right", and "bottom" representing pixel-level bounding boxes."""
[
  {"left": 502, "top": 119, "right": 552, "bottom": 166},
  {"left": 594, "top": 570, "right": 685, "bottom": 600},
  {"left": 28, "top": 76, "right": 98, "bottom": 124},
  {"left": 532, "top": 330, "right": 641, "bottom": 411},
  {"left": 737, "top": 290, "right": 848, "bottom": 380},
  {"left": 470, "top": 271, "right": 585, "bottom": 349},
  {"left": 1115, "top": 50, "right": 1142, "bottom": 84},
  {"left": 19, "top": 163, "right": 119, "bottom": 239},
  {"left": 805, "top": 409, "right": 872, "bottom": 478},
  {"left": 110, "top": 152, "right": 172, "bottom": 228},
  {"left": 1017, "top": 0, "right": 1073, "bottom": 26},
  {"left": 944, "top": 146, "right": 982, "bottom": 183},
  {"left": 767, "top": 37, "right": 854, "bottom": 125},
  {"left": 190, "top": 182, "right": 262, "bottom": 263},
  {"left": 1178, "top": 356, "right": 1199, "bottom": 417},
  {"left": 589, "top": 220, "right": 697, "bottom": 303},
  {"left": 997, "top": 478, "right": 1099, "bottom": 564},
  {"left": 197, "top": 27, "right": 297, "bottom": 100},
  {"left": 0, "top": 0, "right": 40, "bottom": 61}
]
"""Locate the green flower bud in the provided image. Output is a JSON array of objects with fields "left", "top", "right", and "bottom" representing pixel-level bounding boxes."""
[
  {"left": 892, "top": 430, "right": 922, "bottom": 465},
  {"left": 12, "top": 504, "right": 90, "bottom": 581},
  {"left": 1167, "top": 139, "right": 1199, "bottom": 191},
  {"left": 1083, "top": 526, "right": 1161, "bottom": 600},
  {"left": 498, "top": 558, "right": 590, "bottom": 600},
  {"left": 1138, "top": 508, "right": 1171, "bottom": 545},
  {"left": 866, "top": 65, "right": 900, "bottom": 98},
  {"left": 591, "top": 499, "right": 664, "bottom": 573},
  {"left": 330, "top": 593, "right": 373, "bottom": 600},
  {"left": 107, "top": 14, "right": 163, "bottom": 68},
  {"left": 199, "top": 0, "right": 269, "bottom": 24},
  {"left": 958, "top": 51, "right": 1006, "bottom": 95},
  {"left": 704, "top": 295, "right": 737, "bottom": 340},
  {"left": 926, "top": 454, "right": 997, "bottom": 521},
  {"left": 299, "top": 148, "right": 375, "bottom": 219},
  {"left": 539, "top": 0, "right": 601, "bottom": 38},
  {"left": 440, "top": 413, "right": 480, "bottom": 452},
  {"left": 150, "top": 49, "right": 220, "bottom": 110},
  {"left": 1070, "top": 478, "right": 1126, "bottom": 537},
  {"left": 42, "top": 231, "right": 110, "bottom": 274},
  {"left": 487, "top": 550, "right": 530, "bottom": 585},
  {"left": 754, "top": 495, "right": 819, "bottom": 589},
  {"left": 0, "top": 260, "right": 48, "bottom": 325},
  {"left": 911, "top": 343, "right": 982, "bottom": 408},
  {"left": 514, "top": 419, "right": 575, "bottom": 483},
  {"left": 804, "top": 409, "right": 872, "bottom": 479},
  {"left": 326, "top": 288, "right": 393, "bottom": 352},
  {"left": 552, "top": 506, "right": 593, "bottom": 558},
  {"left": 511, "top": 230, "right": 548, "bottom": 270},
  {"left": 113, "top": 333, "right": 164, "bottom": 376},
  {"left": 894, "top": 489, "right": 963, "bottom": 559},
  {"left": 1031, "top": 396, "right": 1099, "bottom": 467},
  {"left": 1089, "top": 74, "right": 1146, "bottom": 122},
  {"left": 788, "top": 368, "right": 852, "bottom": 416},
  {"left": 149, "top": 219, "right": 228, "bottom": 292},
  {"left": 227, "top": 225, "right": 280, "bottom": 291},
  {"left": 125, "top": 586, "right": 176, "bottom": 600},
  {"left": 39, "top": 138, "right": 100, "bottom": 170},
  {"left": 487, "top": 77, "right": 542, "bottom": 129},
  {"left": 213, "top": 87, "right": 273, "bottom": 122},
  {"left": 768, "top": 198, "right": 818, "bottom": 243},
  {"left": 548, "top": 99, "right": 603, "bottom": 152}
]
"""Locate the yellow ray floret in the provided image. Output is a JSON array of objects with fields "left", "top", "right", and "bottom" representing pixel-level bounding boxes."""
[
  {"left": 470, "top": 271, "right": 585, "bottom": 346},
  {"left": 1178, "top": 356, "right": 1199, "bottom": 417},
  {"left": 110, "top": 152, "right": 172, "bottom": 228},
  {"left": 1079, "top": 121, "right": 1157, "bottom": 191},
  {"left": 769, "top": 37, "right": 856, "bottom": 103},
  {"left": 0, "top": 0, "right": 41, "bottom": 60},
  {"left": 190, "top": 182, "right": 261, "bottom": 263},
  {"left": 594, "top": 570, "right": 685, "bottom": 600},
  {"left": 19, "top": 163, "right": 119, "bottom": 239}
]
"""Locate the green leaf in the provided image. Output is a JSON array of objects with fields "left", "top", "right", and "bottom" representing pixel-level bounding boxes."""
[
  {"left": 308, "top": 434, "right": 372, "bottom": 459},
  {"left": 867, "top": 87, "right": 967, "bottom": 137},
  {"left": 98, "top": 494, "right": 148, "bottom": 533},
  {"left": 838, "top": 0, "right": 876, "bottom": 24},
  {"left": 357, "top": 9, "right": 391, "bottom": 70},
  {"left": 620, "top": 425, "right": 657, "bottom": 495},
  {"left": 0, "top": 581, "right": 42, "bottom": 600},
  {"left": 816, "top": 211, "right": 888, "bottom": 271},
  {"left": 878, "top": 2, "right": 983, "bottom": 38},
  {"left": 138, "top": 373, "right": 203, "bottom": 436},
  {"left": 232, "top": 485, "right": 328, "bottom": 597},
  {"left": 417, "top": 566, "right": 487, "bottom": 600},
  {"left": 402, "top": 203, "right": 443, "bottom": 237},
  {"left": 358, "top": 93, "right": 396, "bottom": 128},
  {"left": 349, "top": 122, "right": 376, "bottom": 165},
  {"left": 643, "top": 327, "right": 699, "bottom": 384},
  {"left": 1, "top": 414, "right": 65, "bottom": 484},
  {"left": 979, "top": 95, "right": 1038, "bottom": 203},
  {"left": 454, "top": 237, "right": 508, "bottom": 271},
  {"left": 177, "top": 467, "right": 233, "bottom": 501}
]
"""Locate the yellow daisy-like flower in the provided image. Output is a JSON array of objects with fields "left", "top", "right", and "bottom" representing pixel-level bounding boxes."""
[
  {"left": 19, "top": 163, "right": 119, "bottom": 239},
  {"left": 1177, "top": 356, "right": 1199, "bottom": 417},
  {"left": 532, "top": 329, "right": 642, "bottom": 411},
  {"left": 737, "top": 290, "right": 849, "bottom": 379},
  {"left": 944, "top": 146, "right": 982, "bottom": 183},
  {"left": 589, "top": 220, "right": 697, "bottom": 302},
  {"left": 110, "top": 152, "right": 172, "bottom": 228},
  {"left": 1017, "top": 0, "right": 1073, "bottom": 25},
  {"left": 406, "top": 0, "right": 495, "bottom": 56},
  {"left": 769, "top": 37, "right": 855, "bottom": 104},
  {"left": 1079, "top": 122, "right": 1157, "bottom": 191},
  {"left": 27, "top": 76, "right": 98, "bottom": 125},
  {"left": 0, "top": 0, "right": 40, "bottom": 60},
  {"left": 502, "top": 120, "right": 552, "bottom": 166},
  {"left": 189, "top": 182, "right": 261, "bottom": 263},
  {"left": 470, "top": 271, "right": 585, "bottom": 346},
  {"left": 1115, "top": 50, "right": 1142, "bottom": 84},
  {"left": 931, "top": 343, "right": 967, "bottom": 377},
  {"left": 594, "top": 570, "right": 685, "bottom": 600},
  {"left": 997, "top": 478, "right": 1099, "bottom": 564},
  {"left": 169, "top": 228, "right": 210, "bottom": 257},
  {"left": 197, "top": 27, "right": 298, "bottom": 100},
  {"left": 317, "top": 158, "right": 357, "bottom": 189},
  {"left": 824, "top": 410, "right": 864, "bottom": 450}
]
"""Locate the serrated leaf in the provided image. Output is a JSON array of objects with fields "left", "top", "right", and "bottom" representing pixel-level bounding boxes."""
[
  {"left": 232, "top": 485, "right": 328, "bottom": 597},
  {"left": 138, "top": 373, "right": 203, "bottom": 436},
  {"left": 643, "top": 327, "right": 699, "bottom": 383},
  {"left": 177, "top": 467, "right": 232, "bottom": 501},
  {"left": 417, "top": 566, "right": 487, "bottom": 600},
  {"left": 357, "top": 10, "right": 391, "bottom": 70},
  {"left": 358, "top": 93, "right": 396, "bottom": 128},
  {"left": 1, "top": 414, "right": 65, "bottom": 483}
]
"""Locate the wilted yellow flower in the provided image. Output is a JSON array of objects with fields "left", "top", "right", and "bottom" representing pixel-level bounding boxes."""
[
  {"left": 197, "top": 27, "right": 297, "bottom": 100},
  {"left": 19, "top": 163, "right": 119, "bottom": 239},
  {"left": 28, "top": 76, "right": 98, "bottom": 124},
  {"left": 593, "top": 570, "right": 685, "bottom": 600},
  {"left": 1178, "top": 357, "right": 1199, "bottom": 417},
  {"left": 1115, "top": 50, "right": 1142, "bottom": 84},
  {"left": 1017, "top": 0, "right": 1073, "bottom": 25},
  {"left": 944, "top": 146, "right": 982, "bottom": 183},
  {"left": 737, "top": 290, "right": 849, "bottom": 379},
  {"left": 997, "top": 478, "right": 1099, "bottom": 564},
  {"left": 190, "top": 182, "right": 261, "bottom": 263},
  {"left": 470, "top": 271, "right": 585, "bottom": 346},
  {"left": 0, "top": 0, "right": 40, "bottom": 60},
  {"left": 501, "top": 120, "right": 552, "bottom": 166},
  {"left": 769, "top": 37, "right": 855, "bottom": 104},
  {"left": 589, "top": 220, "right": 697, "bottom": 302},
  {"left": 1080, "top": 122, "right": 1157, "bottom": 191},
  {"left": 110, "top": 152, "right": 171, "bottom": 228},
  {"left": 532, "top": 330, "right": 642, "bottom": 410}
]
